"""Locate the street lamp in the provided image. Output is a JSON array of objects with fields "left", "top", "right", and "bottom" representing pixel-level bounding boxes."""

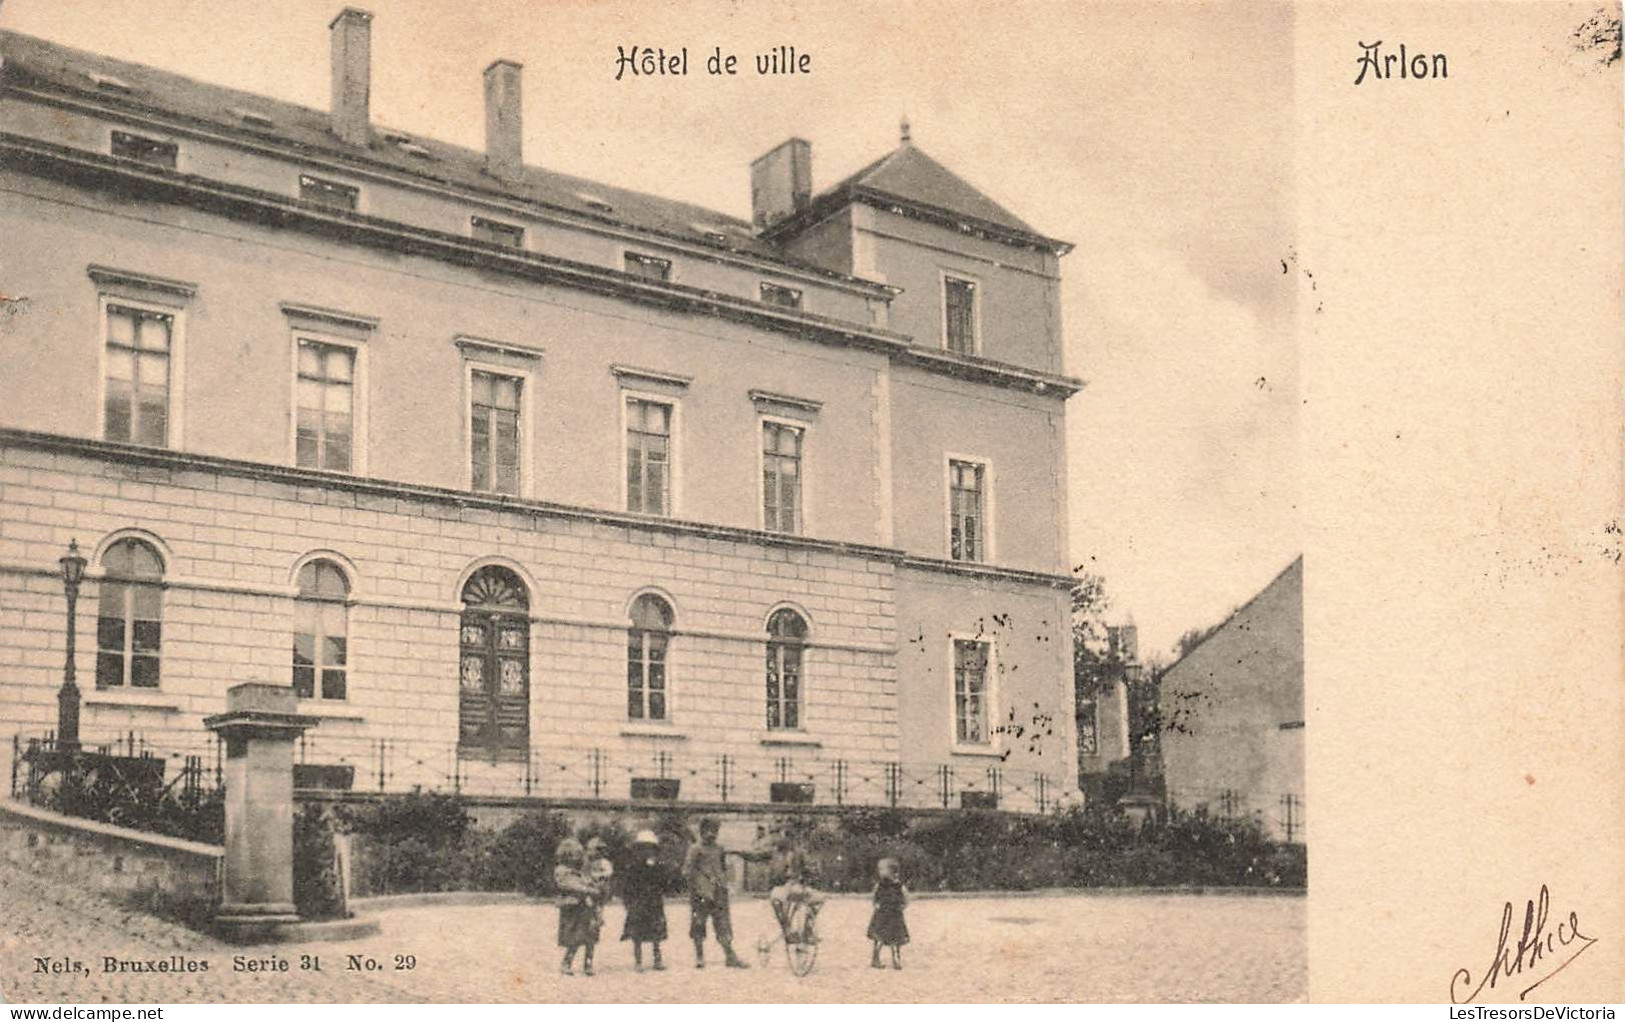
[{"left": 57, "top": 539, "right": 88, "bottom": 754}]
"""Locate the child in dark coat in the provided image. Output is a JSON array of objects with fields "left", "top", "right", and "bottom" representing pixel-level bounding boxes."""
[
  {"left": 866, "top": 857, "right": 910, "bottom": 969},
  {"left": 619, "top": 829, "right": 669, "bottom": 971},
  {"left": 554, "top": 838, "right": 601, "bottom": 976}
]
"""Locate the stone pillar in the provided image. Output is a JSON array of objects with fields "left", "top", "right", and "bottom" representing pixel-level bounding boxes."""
[{"left": 203, "top": 683, "right": 318, "bottom": 942}]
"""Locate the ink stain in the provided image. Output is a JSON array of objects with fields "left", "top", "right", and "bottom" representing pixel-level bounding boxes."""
[
  {"left": 1524, "top": 774, "right": 1536, "bottom": 785},
  {"left": 1572, "top": 8, "right": 1622, "bottom": 66}
]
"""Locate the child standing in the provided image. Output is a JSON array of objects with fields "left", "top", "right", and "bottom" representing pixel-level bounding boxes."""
[
  {"left": 619, "top": 830, "right": 669, "bottom": 971},
  {"left": 682, "top": 817, "right": 749, "bottom": 969},
  {"left": 585, "top": 836, "right": 615, "bottom": 949},
  {"left": 866, "top": 857, "right": 910, "bottom": 970},
  {"left": 554, "top": 837, "right": 601, "bottom": 976}
]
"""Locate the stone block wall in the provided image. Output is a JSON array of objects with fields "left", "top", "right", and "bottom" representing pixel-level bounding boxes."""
[
  {"left": 1, "top": 437, "right": 901, "bottom": 804},
  {"left": 0, "top": 798, "right": 221, "bottom": 921}
]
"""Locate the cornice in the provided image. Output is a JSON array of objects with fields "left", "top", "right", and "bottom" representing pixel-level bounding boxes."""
[{"left": 0, "top": 428, "right": 1078, "bottom": 591}]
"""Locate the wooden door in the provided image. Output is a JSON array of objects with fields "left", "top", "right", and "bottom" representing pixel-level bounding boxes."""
[{"left": 458, "top": 566, "right": 530, "bottom": 759}]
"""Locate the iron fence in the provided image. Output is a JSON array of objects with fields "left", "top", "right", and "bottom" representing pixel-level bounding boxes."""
[
  {"left": 9, "top": 727, "right": 1071, "bottom": 814},
  {"left": 291, "top": 731, "right": 1065, "bottom": 813}
]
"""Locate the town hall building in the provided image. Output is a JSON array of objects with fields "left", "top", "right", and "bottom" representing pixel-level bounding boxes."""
[{"left": 0, "top": 10, "right": 1083, "bottom": 813}]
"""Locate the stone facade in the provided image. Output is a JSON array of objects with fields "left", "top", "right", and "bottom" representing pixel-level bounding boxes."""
[{"left": 0, "top": 17, "right": 1083, "bottom": 812}]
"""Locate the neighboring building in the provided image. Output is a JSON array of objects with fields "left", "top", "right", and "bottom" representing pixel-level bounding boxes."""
[
  {"left": 0, "top": 11, "right": 1082, "bottom": 812},
  {"left": 1160, "top": 557, "right": 1304, "bottom": 842}
]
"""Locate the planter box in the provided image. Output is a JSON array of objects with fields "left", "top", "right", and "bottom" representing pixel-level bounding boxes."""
[
  {"left": 630, "top": 777, "right": 680, "bottom": 800},
  {"left": 960, "top": 791, "right": 999, "bottom": 810},
  {"left": 769, "top": 781, "right": 815, "bottom": 804},
  {"left": 294, "top": 764, "right": 355, "bottom": 791}
]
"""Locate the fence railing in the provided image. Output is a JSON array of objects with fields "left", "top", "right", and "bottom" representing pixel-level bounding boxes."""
[
  {"left": 1164, "top": 782, "right": 1306, "bottom": 843},
  {"left": 10, "top": 728, "right": 1070, "bottom": 815},
  {"left": 291, "top": 732, "right": 1065, "bottom": 814},
  {"left": 9, "top": 731, "right": 224, "bottom": 843}
]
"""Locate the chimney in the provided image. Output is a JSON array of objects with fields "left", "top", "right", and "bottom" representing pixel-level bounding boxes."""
[
  {"left": 483, "top": 60, "right": 524, "bottom": 183},
  {"left": 750, "top": 138, "right": 812, "bottom": 229},
  {"left": 329, "top": 7, "right": 373, "bottom": 146}
]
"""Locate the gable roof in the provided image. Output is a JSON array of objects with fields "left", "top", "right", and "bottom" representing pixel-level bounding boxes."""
[
  {"left": 762, "top": 141, "right": 1073, "bottom": 255},
  {"left": 1161, "top": 555, "right": 1303, "bottom": 677},
  {"left": 0, "top": 30, "right": 890, "bottom": 292}
]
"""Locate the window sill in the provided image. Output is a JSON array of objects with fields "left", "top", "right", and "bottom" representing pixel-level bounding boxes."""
[
  {"left": 620, "top": 724, "right": 688, "bottom": 740},
  {"left": 950, "top": 746, "right": 1006, "bottom": 759},
  {"left": 759, "top": 733, "right": 822, "bottom": 748},
  {"left": 85, "top": 691, "right": 182, "bottom": 714},
  {"left": 294, "top": 701, "right": 364, "bottom": 722}
]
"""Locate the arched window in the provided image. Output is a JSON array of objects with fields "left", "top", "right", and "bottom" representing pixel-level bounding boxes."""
[
  {"left": 293, "top": 559, "right": 349, "bottom": 700},
  {"left": 765, "top": 608, "right": 807, "bottom": 730},
  {"left": 627, "top": 593, "right": 673, "bottom": 722},
  {"left": 459, "top": 566, "right": 530, "bottom": 758},
  {"left": 96, "top": 538, "right": 163, "bottom": 688}
]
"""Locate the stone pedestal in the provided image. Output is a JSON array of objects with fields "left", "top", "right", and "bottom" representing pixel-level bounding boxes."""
[{"left": 203, "top": 683, "right": 318, "bottom": 942}]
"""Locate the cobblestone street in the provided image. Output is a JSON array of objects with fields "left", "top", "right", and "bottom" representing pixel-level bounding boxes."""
[{"left": 1, "top": 861, "right": 1305, "bottom": 1003}]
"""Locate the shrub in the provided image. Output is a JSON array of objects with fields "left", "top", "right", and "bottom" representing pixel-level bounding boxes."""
[
  {"left": 292, "top": 802, "right": 347, "bottom": 919},
  {"left": 483, "top": 809, "right": 573, "bottom": 895}
]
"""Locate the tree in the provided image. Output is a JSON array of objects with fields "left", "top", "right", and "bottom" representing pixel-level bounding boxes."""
[
  {"left": 1068, "top": 571, "right": 1116, "bottom": 706},
  {"left": 1173, "top": 623, "right": 1221, "bottom": 660}
]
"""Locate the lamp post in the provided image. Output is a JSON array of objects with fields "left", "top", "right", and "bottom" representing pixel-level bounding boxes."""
[{"left": 57, "top": 539, "right": 88, "bottom": 754}]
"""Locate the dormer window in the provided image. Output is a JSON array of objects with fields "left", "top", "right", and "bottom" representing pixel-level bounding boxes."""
[
  {"left": 231, "top": 107, "right": 276, "bottom": 129},
  {"left": 384, "top": 132, "right": 434, "bottom": 159},
  {"left": 624, "top": 252, "right": 672, "bottom": 282},
  {"left": 472, "top": 216, "right": 525, "bottom": 248},
  {"left": 110, "top": 131, "right": 176, "bottom": 170},
  {"left": 299, "top": 175, "right": 359, "bottom": 212},
  {"left": 760, "top": 282, "right": 802, "bottom": 310},
  {"left": 86, "top": 72, "right": 132, "bottom": 94},
  {"left": 691, "top": 222, "right": 731, "bottom": 246}
]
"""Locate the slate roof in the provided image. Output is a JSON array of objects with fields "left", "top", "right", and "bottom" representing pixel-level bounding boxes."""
[
  {"left": 0, "top": 30, "right": 884, "bottom": 289},
  {"left": 764, "top": 140, "right": 1072, "bottom": 255}
]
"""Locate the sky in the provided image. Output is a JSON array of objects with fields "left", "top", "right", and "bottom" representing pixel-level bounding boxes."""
[{"left": 0, "top": 0, "right": 1302, "bottom": 660}]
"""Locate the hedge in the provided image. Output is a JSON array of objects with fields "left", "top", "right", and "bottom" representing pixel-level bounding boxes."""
[{"left": 297, "top": 794, "right": 1305, "bottom": 908}]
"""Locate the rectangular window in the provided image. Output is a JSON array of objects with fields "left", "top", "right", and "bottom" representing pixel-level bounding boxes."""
[
  {"left": 762, "top": 421, "right": 803, "bottom": 534},
  {"left": 293, "top": 601, "right": 348, "bottom": 700},
  {"left": 766, "top": 642, "right": 802, "bottom": 730},
  {"left": 949, "top": 459, "right": 986, "bottom": 562},
  {"left": 110, "top": 130, "right": 177, "bottom": 169},
  {"left": 944, "top": 275, "right": 978, "bottom": 355},
  {"left": 953, "top": 639, "right": 990, "bottom": 745},
  {"left": 624, "top": 252, "right": 672, "bottom": 282},
  {"left": 295, "top": 339, "right": 356, "bottom": 472},
  {"left": 759, "top": 282, "right": 803, "bottom": 309},
  {"left": 625, "top": 397, "right": 672, "bottom": 515},
  {"left": 472, "top": 216, "right": 525, "bottom": 248},
  {"left": 96, "top": 581, "right": 163, "bottom": 689},
  {"left": 627, "top": 631, "right": 669, "bottom": 721},
  {"left": 103, "top": 304, "right": 172, "bottom": 447},
  {"left": 470, "top": 370, "right": 523, "bottom": 496},
  {"left": 299, "top": 174, "right": 359, "bottom": 211}
]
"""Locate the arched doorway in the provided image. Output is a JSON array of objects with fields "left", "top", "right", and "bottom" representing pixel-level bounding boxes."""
[{"left": 458, "top": 565, "right": 530, "bottom": 759}]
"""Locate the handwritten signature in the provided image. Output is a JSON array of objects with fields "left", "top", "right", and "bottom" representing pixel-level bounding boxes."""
[{"left": 1450, "top": 884, "right": 1598, "bottom": 1003}]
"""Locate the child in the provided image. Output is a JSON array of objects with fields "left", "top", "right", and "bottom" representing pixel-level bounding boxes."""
[
  {"left": 554, "top": 837, "right": 600, "bottom": 976},
  {"left": 682, "top": 817, "right": 749, "bottom": 969},
  {"left": 620, "top": 830, "right": 669, "bottom": 971},
  {"left": 585, "top": 836, "right": 615, "bottom": 946},
  {"left": 866, "top": 857, "right": 910, "bottom": 969},
  {"left": 767, "top": 834, "right": 825, "bottom": 940}
]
